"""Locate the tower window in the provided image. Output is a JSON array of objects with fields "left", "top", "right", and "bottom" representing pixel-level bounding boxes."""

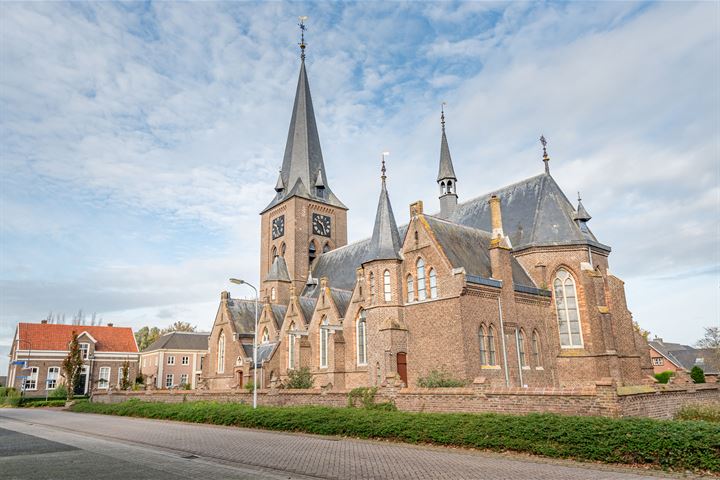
[
  {"left": 309, "top": 241, "right": 317, "bottom": 265},
  {"left": 369, "top": 272, "right": 375, "bottom": 302},
  {"left": 281, "top": 242, "right": 286, "bottom": 256},
  {"left": 271, "top": 288, "right": 276, "bottom": 301},
  {"left": 323, "top": 242, "right": 330, "bottom": 253},
  {"left": 272, "top": 246, "right": 277, "bottom": 258},
  {"left": 383, "top": 270, "right": 392, "bottom": 301}
]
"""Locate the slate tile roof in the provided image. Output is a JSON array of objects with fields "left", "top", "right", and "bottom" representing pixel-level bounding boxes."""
[
  {"left": 143, "top": 331, "right": 209, "bottom": 352},
  {"left": 17, "top": 323, "right": 138, "bottom": 352}
]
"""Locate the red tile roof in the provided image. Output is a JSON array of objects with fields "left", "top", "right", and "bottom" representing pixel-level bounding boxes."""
[{"left": 17, "top": 323, "right": 138, "bottom": 353}]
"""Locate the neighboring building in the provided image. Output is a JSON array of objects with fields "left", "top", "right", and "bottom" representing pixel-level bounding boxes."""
[
  {"left": 140, "top": 331, "right": 208, "bottom": 389},
  {"left": 0, "top": 375, "right": 7, "bottom": 387},
  {"left": 649, "top": 338, "right": 719, "bottom": 381},
  {"left": 202, "top": 36, "right": 654, "bottom": 391},
  {"left": 7, "top": 321, "right": 139, "bottom": 396}
]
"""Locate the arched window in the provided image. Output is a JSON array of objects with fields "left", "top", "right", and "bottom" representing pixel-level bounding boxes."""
[
  {"left": 416, "top": 258, "right": 426, "bottom": 300},
  {"left": 440, "top": 181, "right": 445, "bottom": 194},
  {"left": 369, "top": 272, "right": 375, "bottom": 301},
  {"left": 532, "top": 330, "right": 541, "bottom": 367},
  {"left": 383, "top": 270, "right": 392, "bottom": 301},
  {"left": 356, "top": 310, "right": 367, "bottom": 366},
  {"left": 323, "top": 242, "right": 331, "bottom": 254},
  {"left": 406, "top": 275, "right": 414, "bottom": 302},
  {"left": 288, "top": 322, "right": 296, "bottom": 369},
  {"left": 280, "top": 242, "right": 286, "bottom": 256},
  {"left": 308, "top": 241, "right": 317, "bottom": 265},
  {"left": 271, "top": 246, "right": 277, "bottom": 258},
  {"left": 517, "top": 329, "right": 527, "bottom": 367},
  {"left": 261, "top": 328, "right": 269, "bottom": 344},
  {"left": 447, "top": 180, "right": 453, "bottom": 192},
  {"left": 217, "top": 332, "right": 225, "bottom": 373},
  {"left": 553, "top": 268, "right": 583, "bottom": 347},
  {"left": 429, "top": 268, "right": 438, "bottom": 299},
  {"left": 487, "top": 326, "right": 497, "bottom": 366},
  {"left": 319, "top": 316, "right": 329, "bottom": 368},
  {"left": 479, "top": 325, "right": 487, "bottom": 365},
  {"left": 271, "top": 287, "right": 276, "bottom": 301}
]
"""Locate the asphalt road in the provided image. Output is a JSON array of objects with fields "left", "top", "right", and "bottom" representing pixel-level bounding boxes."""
[{"left": 0, "top": 408, "right": 681, "bottom": 480}]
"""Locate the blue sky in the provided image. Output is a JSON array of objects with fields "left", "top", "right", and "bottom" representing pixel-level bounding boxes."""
[{"left": 1, "top": 1, "right": 718, "bottom": 374}]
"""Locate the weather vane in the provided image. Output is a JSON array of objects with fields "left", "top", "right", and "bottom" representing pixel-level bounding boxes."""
[
  {"left": 381, "top": 151, "right": 389, "bottom": 180},
  {"left": 298, "top": 16, "right": 308, "bottom": 60},
  {"left": 441, "top": 102, "right": 447, "bottom": 130},
  {"left": 539, "top": 134, "right": 548, "bottom": 158}
]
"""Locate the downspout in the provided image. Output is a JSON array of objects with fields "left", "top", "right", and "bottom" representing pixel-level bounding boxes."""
[{"left": 497, "top": 297, "right": 510, "bottom": 387}]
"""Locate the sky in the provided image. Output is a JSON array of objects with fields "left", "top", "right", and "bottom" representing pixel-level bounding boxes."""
[{"left": 1, "top": 1, "right": 718, "bottom": 375}]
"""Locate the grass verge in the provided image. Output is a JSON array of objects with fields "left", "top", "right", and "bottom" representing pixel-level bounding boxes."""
[{"left": 70, "top": 399, "right": 720, "bottom": 472}]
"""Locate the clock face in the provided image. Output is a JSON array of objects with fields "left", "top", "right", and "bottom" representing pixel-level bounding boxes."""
[
  {"left": 312, "top": 213, "right": 332, "bottom": 237},
  {"left": 271, "top": 215, "right": 285, "bottom": 239}
]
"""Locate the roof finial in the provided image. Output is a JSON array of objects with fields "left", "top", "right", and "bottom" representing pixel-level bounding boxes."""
[
  {"left": 540, "top": 134, "right": 550, "bottom": 174},
  {"left": 381, "top": 151, "right": 389, "bottom": 184},
  {"left": 441, "top": 102, "right": 447, "bottom": 131},
  {"left": 298, "top": 16, "right": 308, "bottom": 61},
  {"left": 577, "top": 191, "right": 582, "bottom": 203}
]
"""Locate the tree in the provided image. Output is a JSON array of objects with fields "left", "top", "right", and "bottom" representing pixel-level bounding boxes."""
[
  {"left": 120, "top": 360, "right": 131, "bottom": 390},
  {"left": 690, "top": 366, "right": 706, "bottom": 384},
  {"left": 61, "top": 331, "right": 84, "bottom": 400},
  {"left": 696, "top": 326, "right": 720, "bottom": 349},
  {"left": 632, "top": 321, "right": 650, "bottom": 341},
  {"left": 161, "top": 321, "right": 197, "bottom": 334},
  {"left": 135, "top": 326, "right": 161, "bottom": 351}
]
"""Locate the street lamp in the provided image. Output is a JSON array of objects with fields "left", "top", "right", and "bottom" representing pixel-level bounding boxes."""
[{"left": 229, "top": 278, "right": 259, "bottom": 409}]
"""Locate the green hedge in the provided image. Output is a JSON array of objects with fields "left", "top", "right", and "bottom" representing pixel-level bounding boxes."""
[{"left": 70, "top": 400, "right": 720, "bottom": 472}]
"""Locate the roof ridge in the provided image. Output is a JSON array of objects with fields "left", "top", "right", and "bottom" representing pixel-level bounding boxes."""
[
  {"left": 453, "top": 173, "right": 547, "bottom": 211},
  {"left": 424, "top": 214, "right": 492, "bottom": 236}
]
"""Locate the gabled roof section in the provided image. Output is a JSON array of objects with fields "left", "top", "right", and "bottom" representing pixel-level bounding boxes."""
[
  {"left": 226, "top": 298, "right": 261, "bottom": 335},
  {"left": 329, "top": 288, "right": 353, "bottom": 318},
  {"left": 423, "top": 215, "right": 535, "bottom": 288},
  {"left": 447, "top": 173, "right": 609, "bottom": 251},
  {"left": 265, "top": 256, "right": 291, "bottom": 282},
  {"left": 298, "top": 296, "right": 317, "bottom": 325},
  {"left": 18, "top": 323, "right": 138, "bottom": 353},
  {"left": 270, "top": 304, "right": 288, "bottom": 330},
  {"left": 262, "top": 59, "right": 346, "bottom": 213},
  {"left": 143, "top": 331, "right": 210, "bottom": 352},
  {"left": 365, "top": 174, "right": 403, "bottom": 262}
]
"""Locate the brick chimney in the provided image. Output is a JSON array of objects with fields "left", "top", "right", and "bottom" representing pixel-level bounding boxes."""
[
  {"left": 40, "top": 319, "right": 47, "bottom": 324},
  {"left": 489, "top": 195, "right": 510, "bottom": 249},
  {"left": 107, "top": 323, "right": 113, "bottom": 327},
  {"left": 409, "top": 200, "right": 423, "bottom": 217}
]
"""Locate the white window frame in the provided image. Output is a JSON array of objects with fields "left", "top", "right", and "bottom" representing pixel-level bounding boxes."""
[
  {"left": 167, "top": 355, "right": 175, "bottom": 365},
  {"left": 217, "top": 332, "right": 225, "bottom": 373},
  {"left": 180, "top": 373, "right": 188, "bottom": 386},
  {"left": 320, "top": 317, "right": 329, "bottom": 369},
  {"left": 98, "top": 367, "right": 110, "bottom": 389},
  {"left": 79, "top": 343, "right": 90, "bottom": 360},
  {"left": 271, "top": 287, "right": 276, "bottom": 301},
  {"left": 416, "top": 258, "right": 426, "bottom": 301},
  {"left": 46, "top": 367, "right": 59, "bottom": 390},
  {"left": 181, "top": 356, "right": 189, "bottom": 365},
  {"left": 652, "top": 357, "right": 664, "bottom": 366},
  {"left": 165, "top": 374, "right": 174, "bottom": 389},
  {"left": 357, "top": 310, "right": 367, "bottom": 366},
  {"left": 553, "top": 268, "right": 584, "bottom": 348},
  {"left": 429, "top": 268, "right": 438, "bottom": 299},
  {"left": 383, "top": 270, "right": 392, "bottom": 302},
  {"left": 24, "top": 367, "right": 38, "bottom": 391}
]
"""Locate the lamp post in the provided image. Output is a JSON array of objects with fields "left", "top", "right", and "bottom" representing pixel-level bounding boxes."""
[{"left": 229, "top": 278, "right": 259, "bottom": 409}]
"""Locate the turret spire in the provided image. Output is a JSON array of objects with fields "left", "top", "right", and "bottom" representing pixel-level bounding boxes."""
[
  {"left": 365, "top": 154, "right": 402, "bottom": 262},
  {"left": 574, "top": 191, "right": 592, "bottom": 234},
  {"left": 540, "top": 134, "right": 550, "bottom": 174},
  {"left": 437, "top": 103, "right": 458, "bottom": 218}
]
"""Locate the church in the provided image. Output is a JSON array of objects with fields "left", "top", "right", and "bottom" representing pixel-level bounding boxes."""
[{"left": 200, "top": 34, "right": 654, "bottom": 392}]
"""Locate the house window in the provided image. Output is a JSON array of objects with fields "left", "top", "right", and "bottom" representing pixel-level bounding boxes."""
[
  {"left": 320, "top": 316, "right": 329, "bottom": 368},
  {"left": 262, "top": 328, "right": 270, "bottom": 344},
  {"left": 24, "top": 367, "right": 38, "bottom": 390},
  {"left": 429, "top": 268, "right": 438, "bottom": 299},
  {"left": 369, "top": 272, "right": 375, "bottom": 301},
  {"left": 517, "top": 329, "right": 527, "bottom": 367},
  {"left": 167, "top": 356, "right": 175, "bottom": 365},
  {"left": 181, "top": 356, "right": 189, "bottom": 365},
  {"left": 479, "top": 326, "right": 487, "bottom": 365},
  {"left": 217, "top": 332, "right": 225, "bottom": 373},
  {"left": 417, "top": 258, "right": 426, "bottom": 300},
  {"left": 288, "top": 322, "right": 296, "bottom": 369},
  {"left": 487, "top": 326, "right": 497, "bottom": 366},
  {"left": 79, "top": 343, "right": 89, "bottom": 360},
  {"left": 383, "top": 270, "right": 392, "bottom": 302},
  {"left": 406, "top": 275, "right": 414, "bottom": 302},
  {"left": 165, "top": 374, "right": 174, "bottom": 389},
  {"left": 357, "top": 310, "right": 367, "bottom": 366},
  {"left": 652, "top": 357, "right": 664, "bottom": 366},
  {"left": 46, "top": 367, "right": 59, "bottom": 390},
  {"left": 532, "top": 330, "right": 541, "bottom": 366},
  {"left": 553, "top": 268, "right": 583, "bottom": 347},
  {"left": 180, "top": 374, "right": 188, "bottom": 386},
  {"left": 98, "top": 367, "right": 110, "bottom": 389}
]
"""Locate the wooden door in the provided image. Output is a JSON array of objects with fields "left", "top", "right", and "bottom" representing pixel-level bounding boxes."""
[{"left": 397, "top": 352, "right": 407, "bottom": 386}]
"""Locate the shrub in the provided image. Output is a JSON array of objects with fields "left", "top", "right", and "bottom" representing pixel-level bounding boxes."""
[
  {"left": 0, "top": 387, "right": 17, "bottom": 398},
  {"left": 347, "top": 387, "right": 397, "bottom": 411},
  {"left": 179, "top": 383, "right": 191, "bottom": 390},
  {"left": 285, "top": 367, "right": 314, "bottom": 389},
  {"left": 21, "top": 399, "right": 66, "bottom": 408},
  {"left": 50, "top": 385, "right": 68, "bottom": 399},
  {"left": 690, "top": 366, "right": 706, "bottom": 384},
  {"left": 417, "top": 370, "right": 466, "bottom": 388},
  {"left": 675, "top": 405, "right": 720, "bottom": 423},
  {"left": 654, "top": 371, "right": 674, "bottom": 384},
  {"left": 4, "top": 389, "right": 21, "bottom": 407},
  {"left": 244, "top": 381, "right": 254, "bottom": 393},
  {"left": 70, "top": 400, "right": 720, "bottom": 472},
  {"left": 135, "top": 374, "right": 145, "bottom": 385}
]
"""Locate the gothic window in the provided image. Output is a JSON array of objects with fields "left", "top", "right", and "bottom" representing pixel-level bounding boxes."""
[
  {"left": 416, "top": 258, "right": 426, "bottom": 300},
  {"left": 271, "top": 246, "right": 277, "bottom": 259},
  {"left": 553, "top": 268, "right": 583, "bottom": 347},
  {"left": 532, "top": 330, "right": 541, "bottom": 366},
  {"left": 217, "top": 332, "right": 225, "bottom": 374},
  {"left": 271, "top": 288, "right": 276, "bottom": 301},
  {"left": 429, "top": 268, "right": 438, "bottom": 299},
  {"left": 309, "top": 241, "right": 317, "bottom": 265},
  {"left": 440, "top": 181, "right": 445, "bottom": 194},
  {"left": 288, "top": 322, "right": 296, "bottom": 369},
  {"left": 369, "top": 272, "right": 375, "bottom": 301},
  {"left": 281, "top": 242, "right": 286, "bottom": 256},
  {"left": 479, "top": 325, "right": 488, "bottom": 365},
  {"left": 261, "top": 328, "right": 269, "bottom": 344},
  {"left": 383, "top": 270, "right": 392, "bottom": 301},
  {"left": 357, "top": 310, "right": 367, "bottom": 366},
  {"left": 406, "top": 275, "right": 414, "bottom": 302},
  {"left": 487, "top": 326, "right": 497, "bottom": 366},
  {"left": 447, "top": 180, "right": 453, "bottom": 193},
  {"left": 517, "top": 329, "right": 527, "bottom": 367},
  {"left": 320, "top": 316, "right": 329, "bottom": 368},
  {"left": 323, "top": 242, "right": 330, "bottom": 254}
]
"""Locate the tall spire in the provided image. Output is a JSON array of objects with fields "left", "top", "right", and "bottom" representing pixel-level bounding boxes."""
[
  {"left": 261, "top": 18, "right": 345, "bottom": 213},
  {"left": 437, "top": 103, "right": 458, "bottom": 218},
  {"left": 365, "top": 153, "right": 402, "bottom": 262},
  {"left": 540, "top": 134, "right": 550, "bottom": 174}
]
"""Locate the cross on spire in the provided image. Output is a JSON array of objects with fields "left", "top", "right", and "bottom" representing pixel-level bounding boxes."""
[
  {"left": 441, "top": 102, "right": 446, "bottom": 131},
  {"left": 381, "top": 151, "right": 389, "bottom": 184},
  {"left": 540, "top": 134, "right": 550, "bottom": 174},
  {"left": 298, "top": 16, "right": 308, "bottom": 61}
]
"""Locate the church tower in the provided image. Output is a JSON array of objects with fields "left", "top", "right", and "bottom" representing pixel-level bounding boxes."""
[
  {"left": 260, "top": 20, "right": 348, "bottom": 300},
  {"left": 437, "top": 105, "right": 458, "bottom": 218}
]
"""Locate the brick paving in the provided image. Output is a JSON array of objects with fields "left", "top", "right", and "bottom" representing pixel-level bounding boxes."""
[{"left": 0, "top": 409, "right": 678, "bottom": 479}]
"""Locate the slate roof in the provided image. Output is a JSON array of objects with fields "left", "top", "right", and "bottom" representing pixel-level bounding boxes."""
[
  {"left": 447, "top": 173, "right": 608, "bottom": 251},
  {"left": 298, "top": 296, "right": 317, "bottom": 324},
  {"left": 365, "top": 176, "right": 403, "bottom": 262},
  {"left": 329, "top": 288, "right": 353, "bottom": 317},
  {"left": 255, "top": 342, "right": 277, "bottom": 366},
  {"left": 269, "top": 304, "right": 288, "bottom": 330},
  {"left": 226, "top": 298, "right": 261, "bottom": 335},
  {"left": 143, "top": 331, "right": 209, "bottom": 352},
  {"left": 16, "top": 323, "right": 138, "bottom": 353},
  {"left": 266, "top": 256, "right": 291, "bottom": 282},
  {"left": 437, "top": 124, "right": 456, "bottom": 181},
  {"left": 262, "top": 59, "right": 346, "bottom": 213},
  {"left": 649, "top": 340, "right": 720, "bottom": 374}
]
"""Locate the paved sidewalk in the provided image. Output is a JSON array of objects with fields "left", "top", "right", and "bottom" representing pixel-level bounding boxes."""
[{"left": 0, "top": 409, "right": 675, "bottom": 479}]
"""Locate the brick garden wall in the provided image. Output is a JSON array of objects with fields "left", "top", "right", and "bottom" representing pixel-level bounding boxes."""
[{"left": 93, "top": 381, "right": 720, "bottom": 419}]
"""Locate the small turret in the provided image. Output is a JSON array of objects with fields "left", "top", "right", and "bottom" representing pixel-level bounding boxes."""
[
  {"left": 574, "top": 192, "right": 592, "bottom": 233},
  {"left": 437, "top": 105, "right": 458, "bottom": 218},
  {"left": 365, "top": 154, "right": 403, "bottom": 263}
]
